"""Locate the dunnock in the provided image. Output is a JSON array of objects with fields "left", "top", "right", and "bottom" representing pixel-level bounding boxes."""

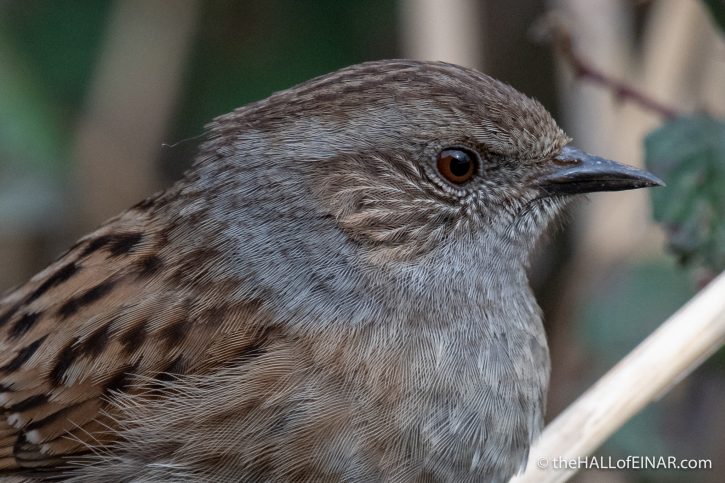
[{"left": 0, "top": 60, "right": 662, "bottom": 482}]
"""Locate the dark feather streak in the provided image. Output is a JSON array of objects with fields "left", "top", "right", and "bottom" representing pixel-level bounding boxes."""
[
  {"left": 137, "top": 254, "right": 162, "bottom": 277},
  {"left": 79, "top": 235, "right": 113, "bottom": 257},
  {"left": 9, "top": 312, "right": 41, "bottom": 339},
  {"left": 78, "top": 322, "right": 112, "bottom": 358},
  {"left": 108, "top": 233, "right": 144, "bottom": 256},
  {"left": 159, "top": 317, "right": 188, "bottom": 348},
  {"left": 80, "top": 232, "right": 144, "bottom": 258},
  {"left": 57, "top": 279, "right": 116, "bottom": 319},
  {"left": 24, "top": 401, "right": 86, "bottom": 431},
  {"left": 1, "top": 335, "right": 48, "bottom": 373},
  {"left": 104, "top": 364, "right": 137, "bottom": 394},
  {"left": 8, "top": 394, "right": 48, "bottom": 413},
  {"left": 48, "top": 339, "right": 79, "bottom": 386},
  {"left": 0, "top": 302, "right": 21, "bottom": 329},
  {"left": 25, "top": 262, "right": 79, "bottom": 304},
  {"left": 119, "top": 319, "right": 147, "bottom": 355}
]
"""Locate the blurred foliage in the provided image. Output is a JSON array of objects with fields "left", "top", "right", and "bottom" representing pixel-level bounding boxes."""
[
  {"left": 0, "top": 2, "right": 112, "bottom": 174},
  {"left": 643, "top": 1, "right": 725, "bottom": 276},
  {"left": 703, "top": 0, "right": 725, "bottom": 33},
  {"left": 178, "top": 0, "right": 396, "bottom": 130},
  {"left": 579, "top": 262, "right": 695, "bottom": 476},
  {"left": 164, "top": 0, "right": 397, "bottom": 178},
  {"left": 0, "top": 0, "right": 397, "bottom": 179},
  {"left": 645, "top": 116, "right": 725, "bottom": 273},
  {"left": 580, "top": 262, "right": 695, "bottom": 366}
]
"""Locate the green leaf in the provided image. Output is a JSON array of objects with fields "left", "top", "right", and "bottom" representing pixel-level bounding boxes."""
[
  {"left": 703, "top": 0, "right": 725, "bottom": 34},
  {"left": 645, "top": 115, "right": 725, "bottom": 272},
  {"left": 0, "top": 28, "right": 64, "bottom": 173}
]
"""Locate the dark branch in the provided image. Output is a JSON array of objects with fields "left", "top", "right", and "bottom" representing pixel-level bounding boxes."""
[{"left": 535, "top": 17, "right": 682, "bottom": 120}]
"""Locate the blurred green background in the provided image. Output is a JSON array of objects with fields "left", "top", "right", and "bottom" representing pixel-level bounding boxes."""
[{"left": 0, "top": 1, "right": 722, "bottom": 482}]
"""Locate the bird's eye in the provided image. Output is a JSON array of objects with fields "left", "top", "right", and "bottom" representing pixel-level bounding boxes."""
[{"left": 436, "top": 148, "right": 476, "bottom": 184}]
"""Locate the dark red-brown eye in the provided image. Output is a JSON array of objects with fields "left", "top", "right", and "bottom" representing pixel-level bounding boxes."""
[{"left": 436, "top": 148, "right": 476, "bottom": 184}]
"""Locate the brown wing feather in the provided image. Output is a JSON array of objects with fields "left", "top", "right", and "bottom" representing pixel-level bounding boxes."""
[{"left": 0, "top": 205, "right": 270, "bottom": 471}]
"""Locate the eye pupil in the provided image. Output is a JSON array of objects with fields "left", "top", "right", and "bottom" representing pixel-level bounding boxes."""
[
  {"left": 436, "top": 148, "right": 476, "bottom": 185},
  {"left": 449, "top": 154, "right": 471, "bottom": 177}
]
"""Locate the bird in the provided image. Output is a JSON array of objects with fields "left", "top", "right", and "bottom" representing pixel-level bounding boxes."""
[{"left": 0, "top": 59, "right": 662, "bottom": 482}]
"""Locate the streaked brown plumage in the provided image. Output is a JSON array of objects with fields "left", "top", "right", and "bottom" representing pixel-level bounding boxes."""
[{"left": 0, "top": 60, "right": 661, "bottom": 482}]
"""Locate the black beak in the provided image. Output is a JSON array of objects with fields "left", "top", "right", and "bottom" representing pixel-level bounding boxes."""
[{"left": 539, "top": 146, "right": 665, "bottom": 195}]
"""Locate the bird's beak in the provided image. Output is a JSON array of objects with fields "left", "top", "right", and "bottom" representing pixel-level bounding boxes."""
[{"left": 539, "top": 145, "right": 664, "bottom": 195}]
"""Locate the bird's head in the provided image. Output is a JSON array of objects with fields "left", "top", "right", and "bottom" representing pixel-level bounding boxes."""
[{"left": 198, "top": 60, "right": 662, "bottom": 287}]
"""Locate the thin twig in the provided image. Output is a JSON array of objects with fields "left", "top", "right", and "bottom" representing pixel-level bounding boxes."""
[{"left": 534, "top": 16, "right": 682, "bottom": 120}]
